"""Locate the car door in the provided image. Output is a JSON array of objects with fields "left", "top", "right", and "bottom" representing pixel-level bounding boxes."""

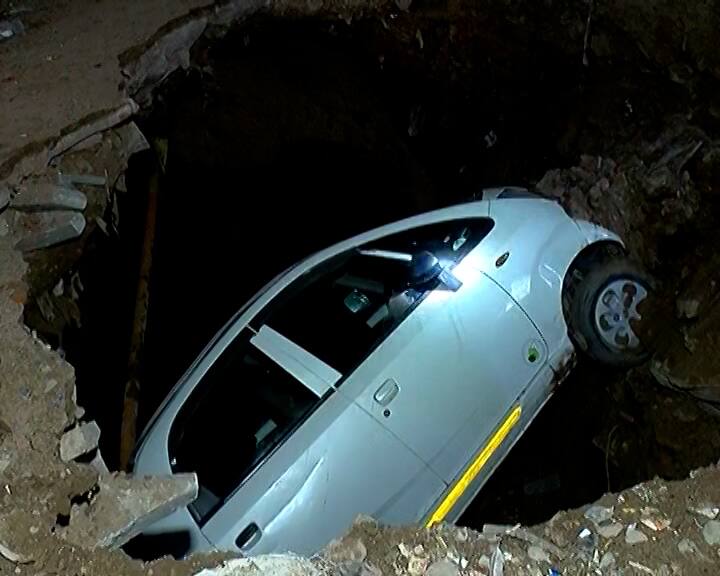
[
  {"left": 171, "top": 299, "right": 445, "bottom": 556},
  {"left": 338, "top": 232, "right": 547, "bottom": 487}
]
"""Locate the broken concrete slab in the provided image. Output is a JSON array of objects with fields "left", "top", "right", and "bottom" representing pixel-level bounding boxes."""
[
  {"left": 11, "top": 181, "right": 87, "bottom": 212},
  {"left": 62, "top": 472, "right": 198, "bottom": 549},
  {"left": 60, "top": 421, "right": 101, "bottom": 462},
  {"left": 47, "top": 100, "right": 139, "bottom": 163},
  {"left": 13, "top": 211, "right": 86, "bottom": 251},
  {"left": 58, "top": 174, "right": 107, "bottom": 188}
]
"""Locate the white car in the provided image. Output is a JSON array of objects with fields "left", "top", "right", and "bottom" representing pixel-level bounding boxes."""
[{"left": 133, "top": 187, "right": 650, "bottom": 558}]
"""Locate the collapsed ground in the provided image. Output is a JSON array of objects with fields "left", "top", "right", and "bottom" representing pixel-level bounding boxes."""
[{"left": 1, "top": 0, "right": 720, "bottom": 575}]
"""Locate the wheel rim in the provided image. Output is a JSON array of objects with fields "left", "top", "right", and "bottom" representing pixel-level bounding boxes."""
[{"left": 594, "top": 278, "right": 648, "bottom": 351}]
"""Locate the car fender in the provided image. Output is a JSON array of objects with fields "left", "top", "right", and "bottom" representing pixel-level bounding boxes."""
[{"left": 572, "top": 218, "right": 625, "bottom": 247}]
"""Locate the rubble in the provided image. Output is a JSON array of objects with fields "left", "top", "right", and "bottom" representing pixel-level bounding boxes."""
[
  {"left": 61, "top": 472, "right": 199, "bottom": 549},
  {"left": 195, "top": 555, "right": 321, "bottom": 576},
  {"left": 0, "top": 184, "right": 9, "bottom": 212},
  {"left": 60, "top": 420, "right": 102, "bottom": 462},
  {"left": 12, "top": 210, "right": 86, "bottom": 251},
  {"left": 702, "top": 520, "right": 720, "bottom": 546},
  {"left": 10, "top": 181, "right": 87, "bottom": 212}
]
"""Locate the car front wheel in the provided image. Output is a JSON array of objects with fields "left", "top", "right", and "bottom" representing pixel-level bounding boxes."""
[{"left": 567, "top": 256, "right": 652, "bottom": 367}]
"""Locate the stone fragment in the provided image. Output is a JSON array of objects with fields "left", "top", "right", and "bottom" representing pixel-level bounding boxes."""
[
  {"left": 426, "top": 559, "right": 459, "bottom": 576},
  {"left": 60, "top": 421, "right": 101, "bottom": 462},
  {"left": 690, "top": 504, "right": 719, "bottom": 519},
  {"left": 677, "top": 297, "right": 700, "bottom": 319},
  {"left": 194, "top": 555, "right": 320, "bottom": 576},
  {"left": 0, "top": 185, "right": 10, "bottom": 212},
  {"left": 702, "top": 520, "right": 720, "bottom": 546},
  {"left": 583, "top": 505, "right": 613, "bottom": 525},
  {"left": 324, "top": 537, "right": 367, "bottom": 564},
  {"left": 11, "top": 182, "right": 87, "bottom": 212},
  {"left": 527, "top": 545, "right": 550, "bottom": 563},
  {"left": 62, "top": 472, "right": 198, "bottom": 549},
  {"left": 625, "top": 524, "right": 649, "bottom": 545},
  {"left": 678, "top": 538, "right": 699, "bottom": 555},
  {"left": 600, "top": 552, "right": 615, "bottom": 570},
  {"left": 408, "top": 556, "right": 429, "bottom": 576},
  {"left": 597, "top": 522, "right": 624, "bottom": 539},
  {"left": 14, "top": 211, "right": 86, "bottom": 251}
]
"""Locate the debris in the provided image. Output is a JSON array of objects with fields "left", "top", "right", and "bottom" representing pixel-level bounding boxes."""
[
  {"left": 625, "top": 523, "right": 649, "bottom": 545},
  {"left": 702, "top": 520, "right": 720, "bottom": 546},
  {"left": 576, "top": 528, "right": 597, "bottom": 557},
  {"left": 398, "top": 543, "right": 412, "bottom": 558},
  {"left": 13, "top": 211, "right": 86, "bottom": 251},
  {"left": 490, "top": 546, "right": 504, "bottom": 576},
  {"left": 506, "top": 526, "right": 564, "bottom": 559},
  {"left": 676, "top": 297, "right": 700, "bottom": 319},
  {"left": 325, "top": 537, "right": 367, "bottom": 564},
  {"left": 61, "top": 472, "right": 198, "bottom": 549},
  {"left": 58, "top": 174, "right": 107, "bottom": 187},
  {"left": 60, "top": 421, "right": 101, "bottom": 462},
  {"left": 194, "top": 555, "right": 320, "bottom": 576},
  {"left": 115, "top": 121, "right": 151, "bottom": 158},
  {"left": 408, "top": 555, "right": 429, "bottom": 576},
  {"left": 455, "top": 527, "right": 469, "bottom": 542},
  {"left": 426, "top": 559, "right": 459, "bottom": 576},
  {"left": 677, "top": 538, "right": 700, "bottom": 555},
  {"left": 584, "top": 505, "right": 613, "bottom": 525},
  {"left": 690, "top": 504, "right": 719, "bottom": 519},
  {"left": 628, "top": 560, "right": 655, "bottom": 575},
  {"left": 0, "top": 18, "right": 24, "bottom": 41},
  {"left": 527, "top": 545, "right": 550, "bottom": 563},
  {"left": 11, "top": 182, "right": 87, "bottom": 212},
  {"left": 600, "top": 552, "right": 616, "bottom": 570},
  {"left": 47, "top": 100, "right": 139, "bottom": 162},
  {"left": 597, "top": 522, "right": 624, "bottom": 539},
  {"left": 416, "top": 29, "right": 423, "bottom": 50},
  {"left": 640, "top": 517, "right": 671, "bottom": 532},
  {"left": 0, "top": 185, "right": 10, "bottom": 212},
  {"left": 0, "top": 541, "right": 31, "bottom": 564}
]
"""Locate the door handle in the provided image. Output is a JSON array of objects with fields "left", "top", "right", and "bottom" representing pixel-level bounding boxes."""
[
  {"left": 235, "top": 522, "right": 262, "bottom": 550},
  {"left": 374, "top": 378, "right": 399, "bottom": 406}
]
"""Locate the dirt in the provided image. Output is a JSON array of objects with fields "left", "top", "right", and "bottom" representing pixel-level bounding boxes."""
[{"left": 330, "top": 465, "right": 720, "bottom": 576}]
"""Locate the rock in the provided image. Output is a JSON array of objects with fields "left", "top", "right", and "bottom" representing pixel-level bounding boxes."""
[
  {"left": 527, "top": 545, "right": 550, "bottom": 563},
  {"left": 584, "top": 505, "right": 614, "bottom": 525},
  {"left": 677, "top": 297, "right": 700, "bottom": 319},
  {"left": 690, "top": 504, "right": 719, "bottom": 519},
  {"left": 407, "top": 556, "right": 429, "bottom": 576},
  {"left": 0, "top": 18, "right": 24, "bottom": 42},
  {"left": 0, "top": 185, "right": 10, "bottom": 212},
  {"left": 62, "top": 472, "right": 198, "bottom": 549},
  {"left": 10, "top": 182, "right": 87, "bottom": 212},
  {"left": 60, "top": 421, "right": 101, "bottom": 462},
  {"left": 678, "top": 538, "right": 700, "bottom": 555},
  {"left": 490, "top": 546, "right": 504, "bottom": 576},
  {"left": 194, "top": 555, "right": 320, "bottom": 576},
  {"left": 0, "top": 541, "right": 31, "bottom": 564},
  {"left": 324, "top": 537, "right": 367, "bottom": 564},
  {"left": 702, "top": 520, "right": 720, "bottom": 546},
  {"left": 426, "top": 559, "right": 459, "bottom": 576},
  {"left": 625, "top": 524, "right": 649, "bottom": 545},
  {"left": 13, "top": 211, "right": 86, "bottom": 252},
  {"left": 58, "top": 174, "right": 107, "bottom": 187},
  {"left": 600, "top": 552, "right": 616, "bottom": 570},
  {"left": 597, "top": 522, "right": 624, "bottom": 539}
]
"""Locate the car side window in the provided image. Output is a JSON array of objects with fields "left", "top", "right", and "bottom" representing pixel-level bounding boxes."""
[
  {"left": 255, "top": 218, "right": 493, "bottom": 375},
  {"left": 168, "top": 329, "right": 321, "bottom": 525}
]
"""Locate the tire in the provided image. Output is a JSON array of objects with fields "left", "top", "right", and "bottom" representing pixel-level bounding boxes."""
[{"left": 566, "top": 256, "right": 652, "bottom": 367}]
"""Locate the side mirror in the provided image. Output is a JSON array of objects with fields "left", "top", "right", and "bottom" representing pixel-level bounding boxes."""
[{"left": 408, "top": 250, "right": 442, "bottom": 286}]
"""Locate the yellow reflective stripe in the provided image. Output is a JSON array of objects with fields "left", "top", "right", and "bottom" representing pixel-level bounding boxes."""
[{"left": 425, "top": 404, "right": 522, "bottom": 527}]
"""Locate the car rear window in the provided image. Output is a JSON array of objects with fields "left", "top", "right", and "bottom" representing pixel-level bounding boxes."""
[{"left": 168, "top": 329, "right": 321, "bottom": 525}]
